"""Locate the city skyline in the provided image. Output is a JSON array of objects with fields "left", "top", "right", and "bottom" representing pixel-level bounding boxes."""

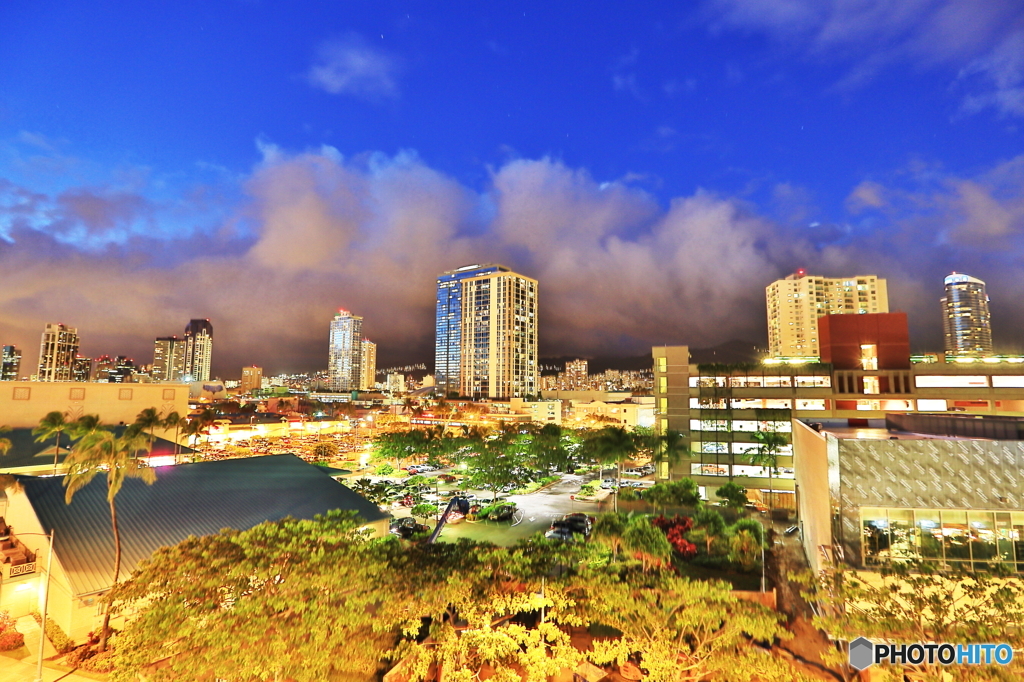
[{"left": 1, "top": 4, "right": 1023, "bottom": 376}]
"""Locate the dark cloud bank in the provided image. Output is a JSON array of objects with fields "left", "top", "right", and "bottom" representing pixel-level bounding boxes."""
[{"left": 2, "top": 147, "right": 1023, "bottom": 378}]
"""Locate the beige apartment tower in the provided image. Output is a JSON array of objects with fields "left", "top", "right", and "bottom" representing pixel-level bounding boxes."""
[
  {"left": 240, "top": 366, "right": 263, "bottom": 394},
  {"left": 37, "top": 323, "right": 80, "bottom": 382},
  {"left": 458, "top": 268, "right": 538, "bottom": 399},
  {"left": 360, "top": 339, "right": 377, "bottom": 390},
  {"left": 766, "top": 271, "right": 888, "bottom": 358}
]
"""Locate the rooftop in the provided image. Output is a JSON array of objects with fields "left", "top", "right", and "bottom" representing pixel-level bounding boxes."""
[{"left": 17, "top": 454, "right": 388, "bottom": 597}]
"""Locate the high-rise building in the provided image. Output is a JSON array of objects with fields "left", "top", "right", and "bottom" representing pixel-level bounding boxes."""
[
  {"left": 360, "top": 339, "right": 377, "bottom": 390},
  {"left": 241, "top": 366, "right": 263, "bottom": 394},
  {"left": 1, "top": 345, "right": 21, "bottom": 381},
  {"left": 941, "top": 273, "right": 993, "bottom": 356},
  {"left": 153, "top": 336, "right": 187, "bottom": 381},
  {"left": 385, "top": 373, "right": 406, "bottom": 394},
  {"left": 107, "top": 356, "right": 136, "bottom": 383},
  {"left": 37, "top": 323, "right": 80, "bottom": 382},
  {"left": 72, "top": 357, "right": 93, "bottom": 382},
  {"left": 766, "top": 271, "right": 888, "bottom": 358},
  {"left": 328, "top": 310, "right": 363, "bottom": 391},
  {"left": 435, "top": 264, "right": 538, "bottom": 399},
  {"left": 183, "top": 319, "right": 214, "bottom": 382},
  {"left": 564, "top": 359, "right": 589, "bottom": 389}
]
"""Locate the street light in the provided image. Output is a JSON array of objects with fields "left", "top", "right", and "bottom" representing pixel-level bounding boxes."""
[{"left": 19, "top": 530, "right": 55, "bottom": 682}]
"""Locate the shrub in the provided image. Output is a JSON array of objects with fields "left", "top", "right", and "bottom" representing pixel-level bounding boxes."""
[
  {"left": 63, "top": 646, "right": 95, "bottom": 667},
  {"left": 0, "top": 610, "right": 17, "bottom": 634},
  {"left": 374, "top": 463, "right": 395, "bottom": 476},
  {"left": 618, "top": 487, "right": 640, "bottom": 502},
  {"left": 0, "top": 630, "right": 24, "bottom": 651},
  {"left": 731, "top": 518, "right": 766, "bottom": 546},
  {"left": 30, "top": 611, "right": 74, "bottom": 654},
  {"left": 651, "top": 515, "right": 698, "bottom": 559},
  {"left": 79, "top": 648, "right": 115, "bottom": 672}
]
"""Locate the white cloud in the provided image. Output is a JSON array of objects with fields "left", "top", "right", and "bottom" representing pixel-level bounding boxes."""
[{"left": 307, "top": 34, "right": 399, "bottom": 100}]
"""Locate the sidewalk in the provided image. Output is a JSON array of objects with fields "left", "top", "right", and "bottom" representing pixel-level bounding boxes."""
[{"left": 0, "top": 616, "right": 98, "bottom": 682}]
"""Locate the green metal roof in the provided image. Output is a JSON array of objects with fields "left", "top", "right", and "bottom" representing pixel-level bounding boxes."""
[
  {"left": 19, "top": 454, "right": 389, "bottom": 597},
  {"left": 0, "top": 427, "right": 194, "bottom": 473}
]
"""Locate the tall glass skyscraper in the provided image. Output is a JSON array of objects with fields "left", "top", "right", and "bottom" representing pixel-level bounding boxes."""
[
  {"left": 329, "top": 310, "right": 363, "bottom": 392},
  {"left": 434, "top": 264, "right": 538, "bottom": 399},
  {"left": 183, "top": 319, "right": 214, "bottom": 382},
  {"left": 941, "top": 273, "right": 993, "bottom": 356}
]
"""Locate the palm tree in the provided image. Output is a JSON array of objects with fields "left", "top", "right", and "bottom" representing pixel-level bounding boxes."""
[
  {"left": 584, "top": 426, "right": 639, "bottom": 512},
  {"left": 33, "top": 411, "right": 69, "bottom": 476},
  {"left": 64, "top": 427, "right": 156, "bottom": 651},
  {"left": 69, "top": 414, "right": 103, "bottom": 440},
  {"left": 181, "top": 419, "right": 204, "bottom": 460},
  {"left": 653, "top": 429, "right": 689, "bottom": 481},
  {"left": 749, "top": 429, "right": 789, "bottom": 518},
  {"left": 0, "top": 425, "right": 11, "bottom": 458},
  {"left": 133, "top": 407, "right": 163, "bottom": 455},
  {"left": 162, "top": 411, "right": 183, "bottom": 460}
]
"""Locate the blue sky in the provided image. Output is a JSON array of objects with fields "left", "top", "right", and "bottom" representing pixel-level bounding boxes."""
[{"left": 1, "top": 1, "right": 1023, "bottom": 375}]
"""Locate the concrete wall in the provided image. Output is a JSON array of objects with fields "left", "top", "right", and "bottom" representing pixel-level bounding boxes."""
[
  {"left": 0, "top": 381, "right": 190, "bottom": 430},
  {"left": 792, "top": 420, "right": 832, "bottom": 574}
]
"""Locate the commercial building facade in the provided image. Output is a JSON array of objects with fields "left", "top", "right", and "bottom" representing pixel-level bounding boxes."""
[
  {"left": 941, "top": 273, "right": 993, "bottom": 356},
  {"left": 766, "top": 271, "right": 888, "bottom": 358},
  {"left": 0, "top": 380, "right": 189, "bottom": 429},
  {"left": 794, "top": 415, "right": 1024, "bottom": 575},
  {"left": 37, "top": 323, "right": 80, "bottom": 382},
  {"left": 328, "top": 310, "right": 363, "bottom": 392},
  {"left": 653, "top": 327, "right": 1024, "bottom": 510}
]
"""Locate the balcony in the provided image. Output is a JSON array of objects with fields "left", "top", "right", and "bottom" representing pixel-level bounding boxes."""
[{"left": 0, "top": 517, "right": 37, "bottom": 580}]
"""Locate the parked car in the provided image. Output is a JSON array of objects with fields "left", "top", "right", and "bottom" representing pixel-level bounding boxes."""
[
  {"left": 390, "top": 517, "right": 429, "bottom": 539},
  {"left": 544, "top": 527, "right": 579, "bottom": 543},
  {"left": 600, "top": 479, "right": 618, "bottom": 489},
  {"left": 438, "top": 473, "right": 458, "bottom": 483},
  {"left": 551, "top": 517, "right": 591, "bottom": 537}
]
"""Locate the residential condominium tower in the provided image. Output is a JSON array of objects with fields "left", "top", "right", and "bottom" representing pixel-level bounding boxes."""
[
  {"left": 360, "top": 339, "right": 377, "bottom": 391},
  {"left": 37, "top": 323, "right": 80, "bottom": 381},
  {"left": 1, "top": 345, "right": 21, "bottom": 381},
  {"left": 328, "top": 310, "right": 363, "bottom": 392},
  {"left": 766, "top": 270, "right": 888, "bottom": 358},
  {"left": 941, "top": 273, "right": 993, "bottom": 356},
  {"left": 183, "top": 319, "right": 214, "bottom": 382},
  {"left": 241, "top": 366, "right": 263, "bottom": 394},
  {"left": 152, "top": 336, "right": 187, "bottom": 381},
  {"left": 434, "top": 264, "right": 538, "bottom": 399}
]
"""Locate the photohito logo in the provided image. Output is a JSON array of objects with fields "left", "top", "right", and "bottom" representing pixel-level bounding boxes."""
[{"left": 849, "top": 638, "right": 1013, "bottom": 670}]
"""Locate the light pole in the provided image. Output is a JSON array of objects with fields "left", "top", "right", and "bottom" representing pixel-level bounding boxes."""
[{"left": 20, "top": 530, "right": 55, "bottom": 682}]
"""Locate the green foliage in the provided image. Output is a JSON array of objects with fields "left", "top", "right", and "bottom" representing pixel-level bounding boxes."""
[
  {"left": 622, "top": 516, "right": 672, "bottom": 572},
  {"left": 311, "top": 441, "right": 338, "bottom": 460},
  {"left": 109, "top": 512, "right": 395, "bottom": 682},
  {"left": 31, "top": 611, "right": 74, "bottom": 654},
  {"left": 728, "top": 530, "right": 762, "bottom": 572},
  {"left": 715, "top": 481, "right": 748, "bottom": 509},
  {"left": 374, "top": 462, "right": 395, "bottom": 476},
  {"left": 618, "top": 487, "right": 640, "bottom": 502},
  {"left": 586, "top": 573, "right": 798, "bottom": 682},
  {"left": 693, "top": 508, "right": 728, "bottom": 556},
  {"left": 798, "top": 563, "right": 1024, "bottom": 680},
  {"left": 730, "top": 518, "right": 765, "bottom": 546},
  {"left": 592, "top": 512, "right": 630, "bottom": 561},
  {"left": 646, "top": 478, "right": 703, "bottom": 509},
  {"left": 410, "top": 503, "right": 438, "bottom": 523},
  {"left": 578, "top": 480, "right": 601, "bottom": 497}
]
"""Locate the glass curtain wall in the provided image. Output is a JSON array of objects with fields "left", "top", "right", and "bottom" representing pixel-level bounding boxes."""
[{"left": 861, "top": 507, "right": 1024, "bottom": 571}]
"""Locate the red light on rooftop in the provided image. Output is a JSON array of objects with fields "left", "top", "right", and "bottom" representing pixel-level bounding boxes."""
[{"left": 797, "top": 268, "right": 806, "bottom": 275}]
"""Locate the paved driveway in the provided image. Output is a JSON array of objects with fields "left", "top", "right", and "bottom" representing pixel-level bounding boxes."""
[{"left": 435, "top": 473, "right": 600, "bottom": 546}]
